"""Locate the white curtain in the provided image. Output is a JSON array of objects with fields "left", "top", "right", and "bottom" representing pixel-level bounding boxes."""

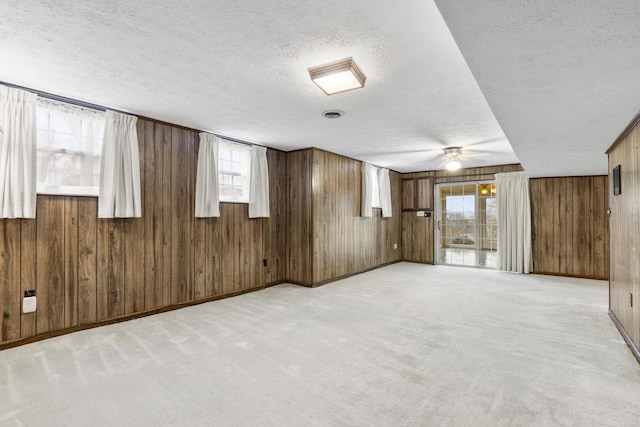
[
  {"left": 496, "top": 171, "right": 532, "bottom": 273},
  {"left": 361, "top": 162, "right": 374, "bottom": 217},
  {"left": 98, "top": 111, "right": 141, "bottom": 218},
  {"left": 249, "top": 145, "right": 269, "bottom": 218},
  {"left": 0, "top": 85, "right": 37, "bottom": 218},
  {"left": 378, "top": 167, "right": 392, "bottom": 218},
  {"left": 195, "top": 133, "right": 220, "bottom": 217}
]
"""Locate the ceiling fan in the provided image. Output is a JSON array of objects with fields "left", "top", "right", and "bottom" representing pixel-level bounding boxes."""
[
  {"left": 442, "top": 147, "right": 463, "bottom": 171},
  {"left": 359, "top": 137, "right": 508, "bottom": 171},
  {"left": 413, "top": 145, "right": 489, "bottom": 170}
]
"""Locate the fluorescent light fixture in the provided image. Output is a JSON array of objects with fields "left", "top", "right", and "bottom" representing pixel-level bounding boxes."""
[
  {"left": 308, "top": 57, "right": 366, "bottom": 95},
  {"left": 445, "top": 160, "right": 461, "bottom": 171}
]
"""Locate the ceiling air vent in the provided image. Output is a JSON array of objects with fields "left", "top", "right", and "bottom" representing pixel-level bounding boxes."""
[{"left": 322, "top": 110, "right": 344, "bottom": 119}]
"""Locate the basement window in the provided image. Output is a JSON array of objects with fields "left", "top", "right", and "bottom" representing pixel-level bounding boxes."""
[
  {"left": 218, "top": 140, "right": 251, "bottom": 203},
  {"left": 36, "top": 98, "right": 105, "bottom": 197}
]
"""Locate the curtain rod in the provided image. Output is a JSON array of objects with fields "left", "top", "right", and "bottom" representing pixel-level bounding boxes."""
[
  {"left": 0, "top": 81, "right": 257, "bottom": 148},
  {"left": 1, "top": 81, "right": 110, "bottom": 112}
]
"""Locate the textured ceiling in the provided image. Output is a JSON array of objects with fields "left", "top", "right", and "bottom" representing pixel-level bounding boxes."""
[
  {"left": 435, "top": 0, "right": 640, "bottom": 177},
  {"left": 3, "top": 1, "right": 637, "bottom": 176},
  {"left": 0, "top": 0, "right": 518, "bottom": 173}
]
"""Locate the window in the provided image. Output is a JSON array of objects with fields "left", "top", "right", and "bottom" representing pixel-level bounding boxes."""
[
  {"left": 36, "top": 98, "right": 105, "bottom": 197},
  {"left": 218, "top": 140, "right": 251, "bottom": 203},
  {"left": 371, "top": 166, "right": 381, "bottom": 208}
]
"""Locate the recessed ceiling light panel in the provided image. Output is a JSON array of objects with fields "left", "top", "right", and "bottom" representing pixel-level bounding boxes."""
[{"left": 308, "top": 57, "right": 366, "bottom": 96}]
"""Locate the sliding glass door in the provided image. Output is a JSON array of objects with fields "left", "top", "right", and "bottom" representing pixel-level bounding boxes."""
[{"left": 435, "top": 181, "right": 497, "bottom": 268}]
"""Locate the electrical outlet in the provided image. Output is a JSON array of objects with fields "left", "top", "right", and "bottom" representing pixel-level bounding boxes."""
[
  {"left": 393, "top": 243, "right": 398, "bottom": 249},
  {"left": 23, "top": 290, "right": 37, "bottom": 314}
]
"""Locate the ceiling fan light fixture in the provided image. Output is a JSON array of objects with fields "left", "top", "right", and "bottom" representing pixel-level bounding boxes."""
[
  {"left": 443, "top": 146, "right": 463, "bottom": 171},
  {"left": 308, "top": 57, "right": 366, "bottom": 95},
  {"left": 445, "top": 160, "right": 461, "bottom": 171}
]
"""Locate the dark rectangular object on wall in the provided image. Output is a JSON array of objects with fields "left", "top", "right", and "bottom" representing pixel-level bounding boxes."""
[{"left": 613, "top": 165, "right": 621, "bottom": 195}]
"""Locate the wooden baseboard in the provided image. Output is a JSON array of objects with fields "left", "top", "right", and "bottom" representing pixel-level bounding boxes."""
[
  {"left": 609, "top": 309, "right": 640, "bottom": 365},
  {"left": 0, "top": 282, "right": 283, "bottom": 352},
  {"left": 534, "top": 271, "right": 608, "bottom": 281},
  {"left": 308, "top": 259, "right": 402, "bottom": 288},
  {"left": 286, "top": 279, "right": 314, "bottom": 288}
]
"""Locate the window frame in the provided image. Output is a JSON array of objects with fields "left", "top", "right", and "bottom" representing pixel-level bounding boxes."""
[
  {"left": 35, "top": 98, "right": 105, "bottom": 197},
  {"left": 218, "top": 139, "right": 252, "bottom": 203}
]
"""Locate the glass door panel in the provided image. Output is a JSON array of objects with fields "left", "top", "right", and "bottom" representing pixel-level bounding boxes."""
[{"left": 436, "top": 181, "right": 497, "bottom": 268}]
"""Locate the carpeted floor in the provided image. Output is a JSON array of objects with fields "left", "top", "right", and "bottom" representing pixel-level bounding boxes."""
[{"left": 1, "top": 263, "right": 639, "bottom": 426}]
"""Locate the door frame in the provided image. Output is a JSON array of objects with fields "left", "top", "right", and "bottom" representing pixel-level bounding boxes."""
[{"left": 434, "top": 180, "right": 496, "bottom": 268}]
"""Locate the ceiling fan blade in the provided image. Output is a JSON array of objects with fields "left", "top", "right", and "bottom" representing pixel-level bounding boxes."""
[
  {"left": 462, "top": 151, "right": 492, "bottom": 157},
  {"left": 465, "top": 137, "right": 508, "bottom": 148},
  {"left": 410, "top": 152, "right": 445, "bottom": 165}
]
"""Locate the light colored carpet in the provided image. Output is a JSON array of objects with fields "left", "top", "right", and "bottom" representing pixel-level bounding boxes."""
[{"left": 1, "top": 263, "right": 639, "bottom": 426}]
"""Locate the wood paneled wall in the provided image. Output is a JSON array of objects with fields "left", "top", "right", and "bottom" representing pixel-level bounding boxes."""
[
  {"left": 286, "top": 148, "right": 402, "bottom": 286},
  {"left": 311, "top": 149, "right": 402, "bottom": 284},
  {"left": 608, "top": 119, "right": 640, "bottom": 356},
  {"left": 401, "top": 172, "right": 435, "bottom": 264},
  {"left": 530, "top": 176, "right": 609, "bottom": 279},
  {"left": 286, "top": 149, "right": 313, "bottom": 285},
  {"left": 0, "top": 119, "right": 287, "bottom": 346}
]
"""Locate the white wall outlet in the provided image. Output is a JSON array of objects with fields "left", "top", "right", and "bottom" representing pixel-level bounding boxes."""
[
  {"left": 23, "top": 296, "right": 37, "bottom": 313},
  {"left": 393, "top": 243, "right": 398, "bottom": 249}
]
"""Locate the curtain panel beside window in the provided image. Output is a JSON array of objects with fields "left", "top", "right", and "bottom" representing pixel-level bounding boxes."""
[
  {"left": 98, "top": 111, "right": 141, "bottom": 218},
  {"left": 495, "top": 171, "right": 532, "bottom": 273},
  {"left": 0, "top": 85, "right": 37, "bottom": 218},
  {"left": 195, "top": 132, "right": 220, "bottom": 217},
  {"left": 378, "top": 167, "right": 392, "bottom": 217},
  {"left": 361, "top": 162, "right": 375, "bottom": 217},
  {"left": 248, "top": 145, "right": 269, "bottom": 218}
]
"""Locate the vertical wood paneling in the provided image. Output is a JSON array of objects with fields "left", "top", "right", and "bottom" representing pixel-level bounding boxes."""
[
  {"left": 123, "top": 119, "right": 147, "bottom": 314},
  {"left": 402, "top": 212, "right": 434, "bottom": 264},
  {"left": 530, "top": 176, "right": 609, "bottom": 279},
  {"left": 309, "top": 149, "right": 402, "bottom": 285},
  {"left": 160, "top": 124, "right": 173, "bottom": 307},
  {"left": 0, "top": 220, "right": 21, "bottom": 342},
  {"left": 107, "top": 220, "right": 125, "bottom": 319},
  {"left": 220, "top": 203, "right": 239, "bottom": 294},
  {"left": 195, "top": 217, "right": 221, "bottom": 298},
  {"left": 220, "top": 204, "right": 264, "bottom": 292},
  {"left": 170, "top": 127, "right": 194, "bottom": 304},
  {"left": 608, "top": 122, "right": 640, "bottom": 349},
  {"left": 77, "top": 198, "right": 97, "bottom": 325},
  {"left": 286, "top": 149, "right": 313, "bottom": 285},
  {"left": 264, "top": 149, "right": 287, "bottom": 284},
  {"left": 144, "top": 120, "right": 163, "bottom": 310},
  {"left": 64, "top": 198, "right": 78, "bottom": 328},
  {"left": 401, "top": 172, "right": 435, "bottom": 264},
  {"left": 124, "top": 218, "right": 145, "bottom": 314},
  {"left": 20, "top": 218, "right": 37, "bottom": 338},
  {"left": 402, "top": 179, "right": 416, "bottom": 210},
  {"left": 96, "top": 219, "right": 109, "bottom": 321},
  {"left": 36, "top": 197, "right": 65, "bottom": 333}
]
